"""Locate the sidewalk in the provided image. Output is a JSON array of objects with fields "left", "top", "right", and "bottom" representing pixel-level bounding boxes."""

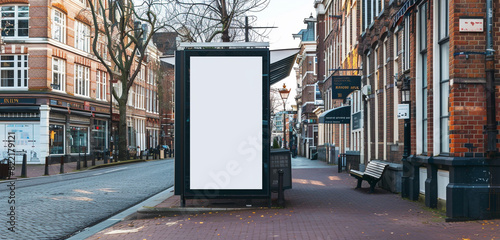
[
  {"left": 1, "top": 156, "right": 163, "bottom": 181},
  {"left": 88, "top": 157, "right": 499, "bottom": 240}
]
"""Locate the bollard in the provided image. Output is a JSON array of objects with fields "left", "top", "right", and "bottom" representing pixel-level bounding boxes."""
[
  {"left": 83, "top": 153, "right": 88, "bottom": 168},
  {"left": 338, "top": 155, "right": 342, "bottom": 173},
  {"left": 60, "top": 155, "right": 64, "bottom": 174},
  {"left": 77, "top": 155, "right": 81, "bottom": 170},
  {"left": 44, "top": 156, "right": 49, "bottom": 176},
  {"left": 21, "top": 153, "right": 27, "bottom": 178},
  {"left": 92, "top": 153, "right": 96, "bottom": 166},
  {"left": 278, "top": 169, "right": 285, "bottom": 207},
  {"left": 104, "top": 151, "right": 108, "bottom": 164}
]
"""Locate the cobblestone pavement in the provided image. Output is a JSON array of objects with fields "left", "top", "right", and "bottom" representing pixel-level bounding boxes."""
[
  {"left": 88, "top": 157, "right": 499, "bottom": 240},
  {"left": 0, "top": 159, "right": 174, "bottom": 240}
]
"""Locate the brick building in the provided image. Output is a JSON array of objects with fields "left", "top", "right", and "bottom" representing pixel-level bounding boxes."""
[
  {"left": 357, "top": 0, "right": 500, "bottom": 220},
  {"left": 293, "top": 16, "right": 319, "bottom": 158},
  {"left": 0, "top": 0, "right": 161, "bottom": 164},
  {"left": 357, "top": 0, "right": 408, "bottom": 193},
  {"left": 399, "top": 0, "right": 500, "bottom": 220},
  {"left": 314, "top": 0, "right": 361, "bottom": 166},
  {"left": 153, "top": 32, "right": 177, "bottom": 152}
]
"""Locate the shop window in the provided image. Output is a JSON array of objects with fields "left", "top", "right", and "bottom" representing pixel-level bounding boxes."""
[
  {"left": 49, "top": 124, "right": 64, "bottom": 154},
  {"left": 70, "top": 126, "right": 88, "bottom": 154},
  {"left": 92, "top": 120, "right": 107, "bottom": 152}
]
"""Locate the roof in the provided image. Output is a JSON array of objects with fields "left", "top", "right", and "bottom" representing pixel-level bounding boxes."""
[{"left": 160, "top": 48, "right": 299, "bottom": 85}]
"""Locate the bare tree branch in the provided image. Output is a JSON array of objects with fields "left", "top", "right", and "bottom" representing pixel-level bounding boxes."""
[
  {"left": 163, "top": 0, "right": 270, "bottom": 42},
  {"left": 85, "top": 0, "right": 169, "bottom": 160}
]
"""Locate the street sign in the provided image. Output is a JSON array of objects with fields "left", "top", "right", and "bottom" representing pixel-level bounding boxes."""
[
  {"left": 331, "top": 76, "right": 361, "bottom": 100},
  {"left": 398, "top": 104, "right": 410, "bottom": 119}
]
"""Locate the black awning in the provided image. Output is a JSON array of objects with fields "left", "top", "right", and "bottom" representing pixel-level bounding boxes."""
[
  {"left": 318, "top": 105, "right": 351, "bottom": 124},
  {"left": 0, "top": 106, "right": 39, "bottom": 113},
  {"left": 269, "top": 49, "right": 299, "bottom": 85}
]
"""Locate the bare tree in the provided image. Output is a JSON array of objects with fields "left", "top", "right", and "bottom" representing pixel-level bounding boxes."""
[
  {"left": 165, "top": 0, "right": 270, "bottom": 42},
  {"left": 86, "top": 0, "right": 168, "bottom": 160},
  {"left": 270, "top": 87, "right": 282, "bottom": 114}
]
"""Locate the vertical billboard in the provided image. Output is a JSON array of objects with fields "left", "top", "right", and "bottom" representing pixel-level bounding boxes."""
[{"left": 175, "top": 48, "right": 270, "bottom": 198}]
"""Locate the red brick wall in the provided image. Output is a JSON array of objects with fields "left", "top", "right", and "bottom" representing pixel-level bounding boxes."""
[{"left": 447, "top": 0, "right": 500, "bottom": 157}]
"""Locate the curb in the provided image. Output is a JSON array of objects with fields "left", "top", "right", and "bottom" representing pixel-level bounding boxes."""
[
  {"left": 136, "top": 206, "right": 263, "bottom": 219},
  {"left": 85, "top": 159, "right": 147, "bottom": 170}
]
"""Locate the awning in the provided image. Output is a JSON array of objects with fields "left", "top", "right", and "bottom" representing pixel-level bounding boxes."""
[
  {"left": 270, "top": 48, "right": 299, "bottom": 85},
  {"left": 392, "top": 0, "right": 420, "bottom": 28},
  {"left": 160, "top": 48, "right": 299, "bottom": 85},
  {"left": 318, "top": 105, "right": 351, "bottom": 124},
  {"left": 0, "top": 106, "right": 39, "bottom": 113}
]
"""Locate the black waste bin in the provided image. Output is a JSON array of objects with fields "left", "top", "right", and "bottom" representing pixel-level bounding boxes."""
[{"left": 0, "top": 159, "right": 10, "bottom": 179}]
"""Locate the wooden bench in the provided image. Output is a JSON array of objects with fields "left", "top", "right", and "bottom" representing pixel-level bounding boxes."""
[{"left": 349, "top": 161, "right": 389, "bottom": 193}]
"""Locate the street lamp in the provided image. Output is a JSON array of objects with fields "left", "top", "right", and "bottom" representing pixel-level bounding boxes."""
[
  {"left": 400, "top": 76, "right": 411, "bottom": 198},
  {"left": 401, "top": 77, "right": 411, "bottom": 157},
  {"left": 279, "top": 83, "right": 291, "bottom": 149}
]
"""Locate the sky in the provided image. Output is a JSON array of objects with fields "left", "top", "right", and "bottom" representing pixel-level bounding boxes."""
[{"left": 254, "top": 0, "right": 316, "bottom": 110}]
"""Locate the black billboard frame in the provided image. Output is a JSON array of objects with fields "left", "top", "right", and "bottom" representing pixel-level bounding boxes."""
[{"left": 175, "top": 48, "right": 271, "bottom": 206}]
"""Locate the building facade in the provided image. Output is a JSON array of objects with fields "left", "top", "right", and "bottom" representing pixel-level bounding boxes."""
[
  {"left": 314, "top": 0, "right": 362, "bottom": 166},
  {"left": 357, "top": 0, "right": 500, "bottom": 219},
  {"left": 0, "top": 0, "right": 161, "bottom": 163},
  {"left": 153, "top": 32, "right": 177, "bottom": 153},
  {"left": 293, "top": 16, "right": 319, "bottom": 158}
]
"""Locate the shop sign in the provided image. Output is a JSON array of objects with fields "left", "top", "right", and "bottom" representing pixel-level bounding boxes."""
[{"left": 0, "top": 98, "right": 36, "bottom": 104}]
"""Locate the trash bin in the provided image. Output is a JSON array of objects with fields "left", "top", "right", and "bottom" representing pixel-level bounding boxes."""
[
  {"left": 0, "top": 159, "right": 10, "bottom": 179},
  {"left": 160, "top": 149, "right": 164, "bottom": 159}
]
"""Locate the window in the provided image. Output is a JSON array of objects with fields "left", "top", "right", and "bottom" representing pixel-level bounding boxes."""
[
  {"left": 439, "top": 0, "right": 450, "bottom": 153},
  {"left": 75, "top": 21, "right": 90, "bottom": 52},
  {"left": 148, "top": 69, "right": 154, "bottom": 85},
  {"left": 146, "top": 88, "right": 150, "bottom": 112},
  {"left": 113, "top": 82, "right": 122, "bottom": 105},
  {"left": 315, "top": 84, "right": 323, "bottom": 105},
  {"left": 140, "top": 65, "right": 145, "bottom": 81},
  {"left": 49, "top": 124, "right": 64, "bottom": 154},
  {"left": 96, "top": 70, "right": 107, "bottom": 100},
  {"left": 128, "top": 85, "right": 134, "bottom": 106},
  {"left": 1, "top": 6, "right": 29, "bottom": 37},
  {"left": 70, "top": 126, "right": 88, "bottom": 154},
  {"left": 92, "top": 120, "right": 107, "bottom": 151},
  {"left": 1, "top": 55, "right": 28, "bottom": 89},
  {"left": 419, "top": 3, "right": 428, "bottom": 153},
  {"left": 52, "top": 9, "right": 66, "bottom": 43},
  {"left": 74, "top": 64, "right": 89, "bottom": 96},
  {"left": 52, "top": 58, "right": 66, "bottom": 92},
  {"left": 404, "top": 18, "right": 410, "bottom": 71}
]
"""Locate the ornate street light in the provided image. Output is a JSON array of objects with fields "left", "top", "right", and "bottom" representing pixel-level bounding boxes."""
[
  {"left": 279, "top": 83, "right": 291, "bottom": 149},
  {"left": 400, "top": 76, "right": 411, "bottom": 199}
]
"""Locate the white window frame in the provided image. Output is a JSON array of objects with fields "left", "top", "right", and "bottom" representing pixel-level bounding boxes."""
[
  {"left": 96, "top": 70, "right": 107, "bottom": 101},
  {"left": 404, "top": 17, "right": 410, "bottom": 71},
  {"left": 75, "top": 21, "right": 90, "bottom": 52},
  {"left": 52, "top": 58, "right": 66, "bottom": 92},
  {"left": 1, "top": 5, "right": 29, "bottom": 38},
  {"left": 74, "top": 64, "right": 90, "bottom": 97},
  {"left": 52, "top": 9, "right": 66, "bottom": 43},
  {"left": 0, "top": 55, "right": 28, "bottom": 89}
]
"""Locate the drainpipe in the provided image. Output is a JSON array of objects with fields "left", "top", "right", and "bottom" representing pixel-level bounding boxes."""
[{"left": 485, "top": 0, "right": 496, "bottom": 158}]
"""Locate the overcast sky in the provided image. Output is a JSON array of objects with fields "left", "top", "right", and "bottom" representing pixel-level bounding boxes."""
[{"left": 254, "top": 0, "right": 315, "bottom": 110}]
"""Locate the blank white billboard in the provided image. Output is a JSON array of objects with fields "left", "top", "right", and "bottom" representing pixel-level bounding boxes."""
[{"left": 190, "top": 56, "right": 263, "bottom": 190}]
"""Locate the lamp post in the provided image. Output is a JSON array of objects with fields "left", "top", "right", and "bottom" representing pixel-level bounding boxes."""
[
  {"left": 400, "top": 77, "right": 411, "bottom": 198},
  {"left": 279, "top": 83, "right": 291, "bottom": 149}
]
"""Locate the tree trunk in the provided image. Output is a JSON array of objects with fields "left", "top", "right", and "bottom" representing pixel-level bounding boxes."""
[{"left": 118, "top": 98, "right": 128, "bottom": 161}]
